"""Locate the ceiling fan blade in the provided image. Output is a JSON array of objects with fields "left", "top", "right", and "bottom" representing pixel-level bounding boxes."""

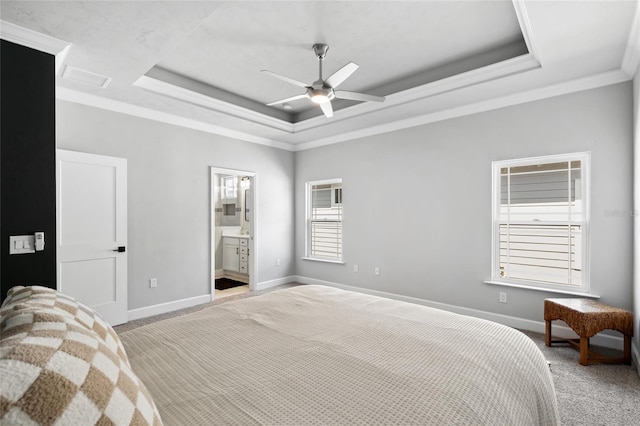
[
  {"left": 335, "top": 90, "right": 385, "bottom": 102},
  {"left": 266, "top": 94, "right": 308, "bottom": 106},
  {"left": 319, "top": 101, "right": 333, "bottom": 118},
  {"left": 325, "top": 62, "right": 359, "bottom": 88},
  {"left": 261, "top": 70, "right": 308, "bottom": 89}
]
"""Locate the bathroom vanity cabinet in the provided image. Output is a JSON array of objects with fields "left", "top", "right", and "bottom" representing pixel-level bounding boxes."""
[{"left": 222, "top": 236, "right": 249, "bottom": 274}]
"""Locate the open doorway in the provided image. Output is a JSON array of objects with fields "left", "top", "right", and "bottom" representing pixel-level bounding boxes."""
[{"left": 210, "top": 167, "right": 256, "bottom": 300}]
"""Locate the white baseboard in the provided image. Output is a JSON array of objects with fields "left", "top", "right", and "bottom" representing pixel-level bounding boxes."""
[
  {"left": 257, "top": 275, "right": 297, "bottom": 291},
  {"left": 214, "top": 269, "right": 225, "bottom": 279},
  {"left": 127, "top": 294, "right": 211, "bottom": 321},
  {"left": 294, "top": 276, "right": 625, "bottom": 350},
  {"left": 126, "top": 276, "right": 295, "bottom": 322}
]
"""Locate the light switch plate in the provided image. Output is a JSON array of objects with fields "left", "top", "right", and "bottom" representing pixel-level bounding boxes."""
[{"left": 10, "top": 235, "right": 35, "bottom": 254}]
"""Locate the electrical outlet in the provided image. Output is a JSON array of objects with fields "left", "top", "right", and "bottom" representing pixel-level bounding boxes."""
[
  {"left": 149, "top": 278, "right": 158, "bottom": 288},
  {"left": 374, "top": 267, "right": 380, "bottom": 276},
  {"left": 276, "top": 258, "right": 281, "bottom": 266},
  {"left": 499, "top": 292, "right": 507, "bottom": 303},
  {"left": 353, "top": 264, "right": 359, "bottom": 273}
]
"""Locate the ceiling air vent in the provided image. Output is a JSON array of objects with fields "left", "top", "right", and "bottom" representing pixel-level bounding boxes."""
[{"left": 62, "top": 65, "right": 111, "bottom": 88}]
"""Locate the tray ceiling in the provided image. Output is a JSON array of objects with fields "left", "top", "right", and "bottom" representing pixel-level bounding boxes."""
[
  {"left": 0, "top": 1, "right": 637, "bottom": 150},
  {"left": 150, "top": 0, "right": 528, "bottom": 122}
]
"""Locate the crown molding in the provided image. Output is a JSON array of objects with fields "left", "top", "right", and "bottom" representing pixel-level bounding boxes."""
[
  {"left": 292, "top": 53, "right": 540, "bottom": 134},
  {"left": 57, "top": 67, "right": 629, "bottom": 153},
  {"left": 512, "top": 0, "right": 540, "bottom": 63},
  {"left": 294, "top": 69, "right": 630, "bottom": 151},
  {"left": 134, "top": 74, "right": 295, "bottom": 133},
  {"left": 135, "top": 51, "right": 540, "bottom": 140},
  {"left": 0, "top": 20, "right": 69, "bottom": 55},
  {"left": 621, "top": 0, "right": 640, "bottom": 78},
  {"left": 0, "top": 20, "right": 71, "bottom": 75},
  {"left": 56, "top": 87, "right": 295, "bottom": 151}
]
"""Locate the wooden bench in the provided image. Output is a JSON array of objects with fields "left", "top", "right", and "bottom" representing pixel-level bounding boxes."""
[{"left": 544, "top": 298, "right": 633, "bottom": 366}]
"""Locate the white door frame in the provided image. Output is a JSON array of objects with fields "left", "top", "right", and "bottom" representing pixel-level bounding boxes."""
[{"left": 210, "top": 167, "right": 257, "bottom": 300}]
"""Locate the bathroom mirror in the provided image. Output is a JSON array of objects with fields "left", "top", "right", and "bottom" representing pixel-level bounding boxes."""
[{"left": 244, "top": 189, "right": 251, "bottom": 221}]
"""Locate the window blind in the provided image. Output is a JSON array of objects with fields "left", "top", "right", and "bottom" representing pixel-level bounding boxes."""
[
  {"left": 497, "top": 159, "right": 585, "bottom": 288},
  {"left": 310, "top": 183, "right": 342, "bottom": 260},
  {"left": 498, "top": 224, "right": 582, "bottom": 286}
]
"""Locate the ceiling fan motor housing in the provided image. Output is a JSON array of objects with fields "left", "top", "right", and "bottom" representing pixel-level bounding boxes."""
[{"left": 313, "top": 43, "right": 329, "bottom": 59}]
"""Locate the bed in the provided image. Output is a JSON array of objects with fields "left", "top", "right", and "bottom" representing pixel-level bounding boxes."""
[{"left": 118, "top": 285, "right": 559, "bottom": 425}]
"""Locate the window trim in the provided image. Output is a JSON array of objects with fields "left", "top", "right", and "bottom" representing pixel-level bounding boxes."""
[
  {"left": 490, "top": 152, "right": 591, "bottom": 294},
  {"left": 305, "top": 178, "right": 344, "bottom": 263}
]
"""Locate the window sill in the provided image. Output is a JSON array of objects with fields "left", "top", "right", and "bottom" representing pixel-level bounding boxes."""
[
  {"left": 302, "top": 257, "right": 345, "bottom": 265},
  {"left": 484, "top": 280, "right": 600, "bottom": 298}
]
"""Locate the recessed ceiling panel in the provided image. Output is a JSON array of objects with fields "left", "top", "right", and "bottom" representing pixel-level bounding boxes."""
[{"left": 154, "top": 0, "right": 527, "bottom": 121}]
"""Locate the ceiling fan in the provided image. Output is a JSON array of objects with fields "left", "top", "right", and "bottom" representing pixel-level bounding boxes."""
[{"left": 262, "top": 43, "right": 385, "bottom": 118}]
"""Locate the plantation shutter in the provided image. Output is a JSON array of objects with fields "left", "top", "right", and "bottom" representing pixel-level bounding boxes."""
[{"left": 498, "top": 161, "right": 584, "bottom": 287}]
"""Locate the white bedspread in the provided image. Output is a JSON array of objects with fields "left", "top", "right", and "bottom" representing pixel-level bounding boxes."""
[{"left": 119, "top": 285, "right": 559, "bottom": 425}]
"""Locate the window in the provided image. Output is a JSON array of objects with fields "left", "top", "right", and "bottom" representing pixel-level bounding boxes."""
[
  {"left": 221, "top": 175, "right": 237, "bottom": 199},
  {"left": 491, "top": 153, "right": 590, "bottom": 293},
  {"left": 305, "top": 179, "right": 343, "bottom": 262}
]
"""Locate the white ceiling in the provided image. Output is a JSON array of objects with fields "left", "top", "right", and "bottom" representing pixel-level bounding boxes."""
[
  {"left": 154, "top": 1, "right": 526, "bottom": 118},
  {"left": 0, "top": 1, "right": 638, "bottom": 151}
]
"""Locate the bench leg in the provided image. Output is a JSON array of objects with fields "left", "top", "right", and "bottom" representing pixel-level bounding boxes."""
[
  {"left": 624, "top": 335, "right": 631, "bottom": 365},
  {"left": 579, "top": 336, "right": 590, "bottom": 366},
  {"left": 545, "top": 320, "right": 552, "bottom": 347}
]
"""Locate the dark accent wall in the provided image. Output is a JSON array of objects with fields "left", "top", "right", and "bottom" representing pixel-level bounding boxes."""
[{"left": 1, "top": 40, "right": 57, "bottom": 301}]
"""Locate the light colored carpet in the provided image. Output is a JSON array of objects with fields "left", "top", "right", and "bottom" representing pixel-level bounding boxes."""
[
  {"left": 116, "top": 284, "right": 639, "bottom": 425},
  {"left": 520, "top": 329, "right": 640, "bottom": 426}
]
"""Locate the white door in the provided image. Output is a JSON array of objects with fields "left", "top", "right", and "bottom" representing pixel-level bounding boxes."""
[{"left": 57, "top": 150, "right": 128, "bottom": 325}]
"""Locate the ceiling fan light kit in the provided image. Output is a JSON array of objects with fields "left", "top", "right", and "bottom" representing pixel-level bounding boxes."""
[
  {"left": 263, "top": 43, "right": 385, "bottom": 118},
  {"left": 309, "top": 88, "right": 334, "bottom": 104}
]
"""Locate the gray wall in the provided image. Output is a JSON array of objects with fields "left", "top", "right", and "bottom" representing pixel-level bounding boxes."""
[
  {"left": 295, "top": 82, "right": 634, "bottom": 324},
  {"left": 634, "top": 70, "right": 639, "bottom": 361},
  {"left": 56, "top": 101, "right": 295, "bottom": 310}
]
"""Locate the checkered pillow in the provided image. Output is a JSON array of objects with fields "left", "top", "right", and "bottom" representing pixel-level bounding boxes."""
[
  {"left": 0, "top": 287, "right": 163, "bottom": 425},
  {"left": 1, "top": 286, "right": 129, "bottom": 366}
]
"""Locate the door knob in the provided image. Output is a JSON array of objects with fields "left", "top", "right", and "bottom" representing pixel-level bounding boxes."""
[{"left": 113, "top": 246, "right": 126, "bottom": 253}]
